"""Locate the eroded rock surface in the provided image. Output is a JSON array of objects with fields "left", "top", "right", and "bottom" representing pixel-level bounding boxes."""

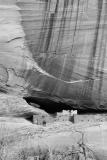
[
  {"left": 0, "top": 93, "right": 48, "bottom": 118},
  {"left": 0, "top": 0, "right": 107, "bottom": 109},
  {"left": 0, "top": 1, "right": 107, "bottom": 159}
]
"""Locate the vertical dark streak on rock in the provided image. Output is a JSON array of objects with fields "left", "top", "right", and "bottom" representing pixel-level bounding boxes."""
[
  {"left": 71, "top": 0, "right": 74, "bottom": 6},
  {"left": 41, "top": 0, "right": 60, "bottom": 70},
  {"left": 32, "top": 0, "right": 52, "bottom": 88},
  {"left": 48, "top": 0, "right": 70, "bottom": 94},
  {"left": 53, "top": 0, "right": 81, "bottom": 95},
  {"left": 35, "top": 0, "right": 60, "bottom": 91},
  {"left": 98, "top": 45, "right": 106, "bottom": 105},
  {"left": 54, "top": 0, "right": 59, "bottom": 14},
  {"left": 98, "top": 2, "right": 107, "bottom": 105},
  {"left": 69, "top": 0, "right": 80, "bottom": 76},
  {"left": 67, "top": 0, "right": 74, "bottom": 33},
  {"left": 52, "top": 0, "right": 74, "bottom": 94},
  {"left": 96, "top": 25, "right": 104, "bottom": 77},
  {"left": 55, "top": 0, "right": 69, "bottom": 53},
  {"left": 71, "top": 0, "right": 80, "bottom": 54},
  {"left": 44, "top": 13, "right": 55, "bottom": 52},
  {"left": 36, "top": 0, "right": 51, "bottom": 56},
  {"left": 83, "top": 0, "right": 103, "bottom": 100},
  {"left": 45, "top": 0, "right": 59, "bottom": 52}
]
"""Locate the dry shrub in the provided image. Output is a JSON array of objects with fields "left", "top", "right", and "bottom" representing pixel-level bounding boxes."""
[
  {"left": 0, "top": 137, "right": 50, "bottom": 160},
  {"left": 15, "top": 146, "right": 50, "bottom": 160},
  {"left": 50, "top": 144, "right": 97, "bottom": 160}
]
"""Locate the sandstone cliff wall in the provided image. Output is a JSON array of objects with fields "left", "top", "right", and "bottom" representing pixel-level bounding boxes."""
[{"left": 0, "top": 0, "right": 107, "bottom": 109}]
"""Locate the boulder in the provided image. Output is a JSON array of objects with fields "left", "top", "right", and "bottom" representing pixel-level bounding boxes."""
[{"left": 0, "top": 93, "right": 48, "bottom": 118}]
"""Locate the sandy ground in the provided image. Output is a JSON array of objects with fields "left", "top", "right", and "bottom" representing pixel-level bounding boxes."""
[{"left": 0, "top": 117, "right": 107, "bottom": 160}]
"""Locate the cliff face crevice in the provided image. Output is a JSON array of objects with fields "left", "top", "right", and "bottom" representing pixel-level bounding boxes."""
[{"left": 0, "top": 0, "right": 107, "bottom": 109}]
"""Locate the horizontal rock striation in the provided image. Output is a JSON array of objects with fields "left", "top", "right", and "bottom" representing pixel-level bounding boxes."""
[
  {"left": 1, "top": 1, "right": 107, "bottom": 159},
  {"left": 0, "top": 0, "right": 107, "bottom": 109}
]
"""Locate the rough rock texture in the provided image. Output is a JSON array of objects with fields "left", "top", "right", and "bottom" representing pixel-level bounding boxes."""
[
  {"left": 0, "top": 93, "right": 48, "bottom": 117},
  {"left": 0, "top": 0, "right": 107, "bottom": 110},
  {"left": 0, "top": 1, "right": 107, "bottom": 159}
]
